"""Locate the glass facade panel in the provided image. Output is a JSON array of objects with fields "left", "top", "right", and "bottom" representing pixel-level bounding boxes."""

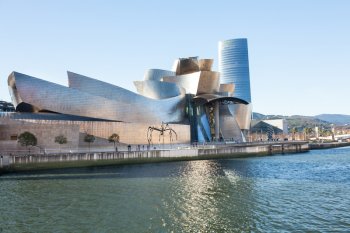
[{"left": 218, "top": 38, "right": 252, "bottom": 103}]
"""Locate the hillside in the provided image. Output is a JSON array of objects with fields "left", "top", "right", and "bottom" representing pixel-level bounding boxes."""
[
  {"left": 285, "top": 115, "right": 330, "bottom": 130},
  {"left": 315, "top": 114, "right": 350, "bottom": 125},
  {"left": 253, "top": 112, "right": 331, "bottom": 131}
]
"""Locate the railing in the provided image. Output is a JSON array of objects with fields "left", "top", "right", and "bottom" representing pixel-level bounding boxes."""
[{"left": 0, "top": 140, "right": 309, "bottom": 156}]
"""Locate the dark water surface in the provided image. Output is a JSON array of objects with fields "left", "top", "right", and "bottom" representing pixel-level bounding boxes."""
[{"left": 1, "top": 148, "right": 350, "bottom": 232}]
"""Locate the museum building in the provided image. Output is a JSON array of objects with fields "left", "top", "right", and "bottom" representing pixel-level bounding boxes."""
[{"left": 0, "top": 38, "right": 252, "bottom": 151}]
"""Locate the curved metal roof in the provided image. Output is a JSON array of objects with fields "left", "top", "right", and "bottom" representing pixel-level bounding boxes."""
[{"left": 193, "top": 94, "right": 249, "bottom": 105}]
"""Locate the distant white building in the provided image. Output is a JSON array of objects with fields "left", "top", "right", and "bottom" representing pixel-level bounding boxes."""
[{"left": 262, "top": 119, "right": 288, "bottom": 134}]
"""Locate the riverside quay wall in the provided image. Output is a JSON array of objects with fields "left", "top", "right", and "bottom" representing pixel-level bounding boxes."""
[
  {"left": 309, "top": 142, "right": 350, "bottom": 150},
  {"left": 0, "top": 141, "right": 309, "bottom": 172}
]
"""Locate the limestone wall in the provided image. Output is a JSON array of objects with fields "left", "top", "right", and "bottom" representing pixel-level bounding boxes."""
[
  {"left": 0, "top": 120, "right": 79, "bottom": 151},
  {"left": 0, "top": 119, "right": 191, "bottom": 152}
]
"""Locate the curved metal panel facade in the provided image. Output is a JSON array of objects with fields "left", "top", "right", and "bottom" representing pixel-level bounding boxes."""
[
  {"left": 193, "top": 94, "right": 248, "bottom": 105},
  {"left": 197, "top": 71, "right": 220, "bottom": 95},
  {"left": 9, "top": 72, "right": 186, "bottom": 124},
  {"left": 218, "top": 38, "right": 252, "bottom": 103},
  {"left": 219, "top": 83, "right": 235, "bottom": 95},
  {"left": 67, "top": 72, "right": 187, "bottom": 123},
  {"left": 173, "top": 57, "right": 200, "bottom": 75},
  {"left": 162, "top": 72, "right": 201, "bottom": 95},
  {"left": 219, "top": 105, "right": 245, "bottom": 142},
  {"left": 143, "top": 69, "right": 175, "bottom": 81},
  {"left": 162, "top": 71, "right": 220, "bottom": 95},
  {"left": 199, "top": 59, "right": 213, "bottom": 71},
  {"left": 228, "top": 103, "right": 252, "bottom": 130},
  {"left": 133, "top": 80, "right": 184, "bottom": 99}
]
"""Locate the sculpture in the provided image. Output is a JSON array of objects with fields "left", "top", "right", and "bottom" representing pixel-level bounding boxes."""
[{"left": 147, "top": 122, "right": 177, "bottom": 146}]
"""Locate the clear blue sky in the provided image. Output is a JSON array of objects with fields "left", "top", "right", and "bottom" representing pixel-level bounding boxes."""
[{"left": 1, "top": 0, "right": 349, "bottom": 115}]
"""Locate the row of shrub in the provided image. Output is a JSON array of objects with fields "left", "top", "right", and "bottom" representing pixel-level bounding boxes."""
[{"left": 17, "top": 131, "right": 120, "bottom": 153}]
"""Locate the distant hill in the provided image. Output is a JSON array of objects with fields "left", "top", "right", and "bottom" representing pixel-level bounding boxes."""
[
  {"left": 252, "top": 112, "right": 266, "bottom": 120},
  {"left": 315, "top": 114, "right": 350, "bottom": 126},
  {"left": 285, "top": 115, "right": 330, "bottom": 130},
  {"left": 252, "top": 112, "right": 331, "bottom": 131},
  {"left": 253, "top": 112, "right": 350, "bottom": 131}
]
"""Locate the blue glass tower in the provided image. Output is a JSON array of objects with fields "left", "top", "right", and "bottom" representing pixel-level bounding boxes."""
[{"left": 218, "top": 38, "right": 251, "bottom": 103}]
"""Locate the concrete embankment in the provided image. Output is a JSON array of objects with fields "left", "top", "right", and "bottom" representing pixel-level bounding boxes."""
[
  {"left": 309, "top": 142, "right": 350, "bottom": 150},
  {"left": 0, "top": 141, "right": 309, "bottom": 173}
]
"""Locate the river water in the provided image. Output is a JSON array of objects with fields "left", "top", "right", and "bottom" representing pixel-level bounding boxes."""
[{"left": 1, "top": 147, "right": 350, "bottom": 232}]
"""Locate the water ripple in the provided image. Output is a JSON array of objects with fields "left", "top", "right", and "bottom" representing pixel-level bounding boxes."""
[{"left": 1, "top": 148, "right": 350, "bottom": 232}]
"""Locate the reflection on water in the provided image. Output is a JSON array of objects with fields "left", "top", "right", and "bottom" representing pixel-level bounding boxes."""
[
  {"left": 160, "top": 160, "right": 255, "bottom": 232},
  {"left": 1, "top": 148, "right": 350, "bottom": 232}
]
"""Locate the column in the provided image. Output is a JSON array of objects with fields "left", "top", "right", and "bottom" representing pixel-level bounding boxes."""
[{"left": 215, "top": 101, "right": 220, "bottom": 141}]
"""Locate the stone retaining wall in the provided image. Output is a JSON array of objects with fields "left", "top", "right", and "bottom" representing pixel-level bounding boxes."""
[{"left": 0, "top": 142, "right": 309, "bottom": 172}]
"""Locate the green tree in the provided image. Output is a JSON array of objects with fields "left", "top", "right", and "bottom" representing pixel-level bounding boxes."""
[
  {"left": 108, "top": 133, "right": 120, "bottom": 152},
  {"left": 18, "top": 131, "right": 37, "bottom": 153},
  {"left": 84, "top": 134, "right": 95, "bottom": 152},
  {"left": 320, "top": 129, "right": 332, "bottom": 138},
  {"left": 303, "top": 127, "right": 313, "bottom": 141},
  {"left": 291, "top": 127, "right": 298, "bottom": 140},
  {"left": 54, "top": 134, "right": 67, "bottom": 153}
]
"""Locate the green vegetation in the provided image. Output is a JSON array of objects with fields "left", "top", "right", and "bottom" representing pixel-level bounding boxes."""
[
  {"left": 303, "top": 127, "right": 313, "bottom": 141},
  {"left": 253, "top": 112, "right": 332, "bottom": 132},
  {"left": 84, "top": 134, "right": 95, "bottom": 152},
  {"left": 319, "top": 128, "right": 333, "bottom": 137},
  {"left": 18, "top": 131, "right": 37, "bottom": 153},
  {"left": 291, "top": 127, "right": 298, "bottom": 140},
  {"left": 108, "top": 133, "right": 120, "bottom": 152},
  {"left": 253, "top": 112, "right": 350, "bottom": 127},
  {"left": 286, "top": 116, "right": 330, "bottom": 132},
  {"left": 55, "top": 135, "right": 68, "bottom": 152}
]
